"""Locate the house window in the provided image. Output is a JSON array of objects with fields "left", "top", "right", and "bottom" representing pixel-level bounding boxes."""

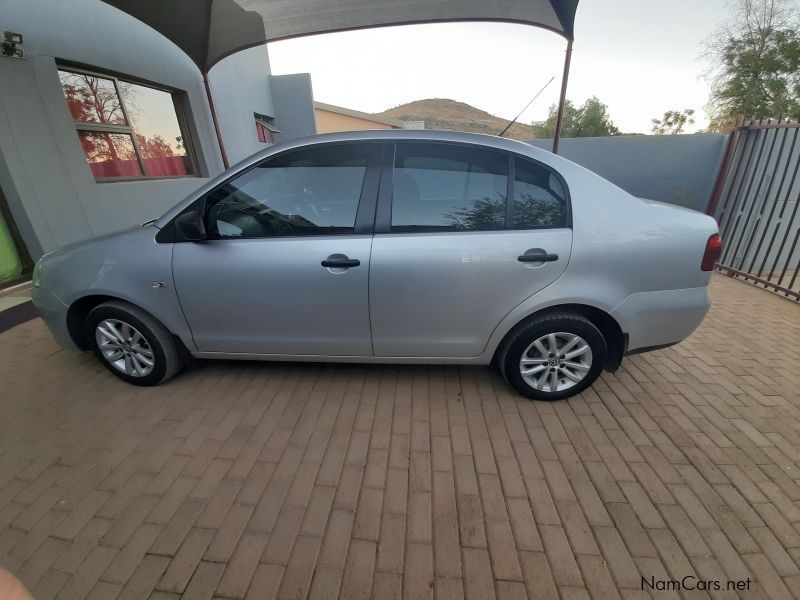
[
  {"left": 255, "top": 114, "right": 280, "bottom": 144},
  {"left": 58, "top": 68, "right": 196, "bottom": 180}
]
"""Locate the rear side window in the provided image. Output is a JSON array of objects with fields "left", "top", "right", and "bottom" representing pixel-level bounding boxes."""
[
  {"left": 204, "top": 144, "right": 369, "bottom": 238},
  {"left": 513, "top": 157, "right": 568, "bottom": 229},
  {"left": 392, "top": 143, "right": 508, "bottom": 231}
]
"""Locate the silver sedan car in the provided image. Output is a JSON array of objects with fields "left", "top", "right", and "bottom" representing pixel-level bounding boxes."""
[{"left": 32, "top": 130, "right": 721, "bottom": 400}]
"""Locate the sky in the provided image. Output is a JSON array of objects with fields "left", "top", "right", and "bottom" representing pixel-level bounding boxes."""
[{"left": 267, "top": 0, "right": 733, "bottom": 134}]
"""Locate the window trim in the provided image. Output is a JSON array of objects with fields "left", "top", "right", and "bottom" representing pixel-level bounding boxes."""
[
  {"left": 57, "top": 64, "right": 199, "bottom": 183},
  {"left": 254, "top": 113, "right": 281, "bottom": 144},
  {"left": 160, "top": 141, "right": 384, "bottom": 243},
  {"left": 255, "top": 118, "right": 281, "bottom": 133},
  {"left": 374, "top": 140, "right": 572, "bottom": 234}
]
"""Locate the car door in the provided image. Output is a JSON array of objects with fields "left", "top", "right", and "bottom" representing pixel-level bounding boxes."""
[
  {"left": 172, "top": 142, "right": 381, "bottom": 356},
  {"left": 369, "top": 142, "right": 573, "bottom": 357}
]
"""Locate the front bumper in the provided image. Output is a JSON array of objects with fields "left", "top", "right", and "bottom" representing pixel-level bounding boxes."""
[
  {"left": 30, "top": 285, "right": 77, "bottom": 349},
  {"left": 611, "top": 286, "right": 711, "bottom": 352}
]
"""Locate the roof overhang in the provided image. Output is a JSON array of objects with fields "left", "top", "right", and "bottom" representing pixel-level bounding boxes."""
[
  {"left": 100, "top": 0, "right": 578, "bottom": 72},
  {"left": 314, "top": 101, "right": 406, "bottom": 128}
]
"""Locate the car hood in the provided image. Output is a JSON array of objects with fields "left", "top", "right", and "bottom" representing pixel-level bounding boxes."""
[{"left": 45, "top": 223, "right": 152, "bottom": 257}]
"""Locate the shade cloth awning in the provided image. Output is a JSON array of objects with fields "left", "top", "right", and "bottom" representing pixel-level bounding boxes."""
[
  {"left": 99, "top": 0, "right": 268, "bottom": 73},
  {"left": 101, "top": 0, "right": 579, "bottom": 72},
  {"left": 240, "top": 0, "right": 579, "bottom": 44}
]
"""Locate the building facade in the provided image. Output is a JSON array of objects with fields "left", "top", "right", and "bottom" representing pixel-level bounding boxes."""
[
  {"left": 314, "top": 102, "right": 406, "bottom": 134},
  {"left": 0, "top": 0, "right": 317, "bottom": 287}
]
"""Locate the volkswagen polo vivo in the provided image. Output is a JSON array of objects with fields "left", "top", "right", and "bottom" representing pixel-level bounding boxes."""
[{"left": 32, "top": 130, "right": 721, "bottom": 400}]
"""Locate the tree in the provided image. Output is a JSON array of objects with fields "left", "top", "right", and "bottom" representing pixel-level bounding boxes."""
[
  {"left": 703, "top": 0, "right": 800, "bottom": 131},
  {"left": 445, "top": 193, "right": 563, "bottom": 230},
  {"left": 531, "top": 97, "right": 620, "bottom": 139},
  {"left": 60, "top": 73, "right": 125, "bottom": 125},
  {"left": 447, "top": 197, "right": 505, "bottom": 230},
  {"left": 135, "top": 134, "right": 175, "bottom": 160},
  {"left": 651, "top": 109, "right": 696, "bottom": 135}
]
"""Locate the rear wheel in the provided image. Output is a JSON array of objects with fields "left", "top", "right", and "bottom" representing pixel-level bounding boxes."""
[
  {"left": 499, "top": 312, "right": 607, "bottom": 400},
  {"left": 85, "top": 301, "right": 182, "bottom": 386}
]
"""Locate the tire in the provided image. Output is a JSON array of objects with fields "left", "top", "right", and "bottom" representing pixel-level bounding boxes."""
[
  {"left": 498, "top": 312, "right": 607, "bottom": 401},
  {"left": 85, "top": 301, "right": 183, "bottom": 386}
]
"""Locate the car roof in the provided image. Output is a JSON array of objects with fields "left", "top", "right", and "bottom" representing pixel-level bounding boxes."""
[
  {"left": 265, "top": 128, "right": 543, "bottom": 159},
  {"left": 218, "top": 129, "right": 557, "bottom": 181}
]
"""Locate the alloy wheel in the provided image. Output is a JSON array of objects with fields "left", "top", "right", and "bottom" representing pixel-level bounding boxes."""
[
  {"left": 95, "top": 318, "right": 155, "bottom": 377},
  {"left": 518, "top": 332, "right": 593, "bottom": 393}
]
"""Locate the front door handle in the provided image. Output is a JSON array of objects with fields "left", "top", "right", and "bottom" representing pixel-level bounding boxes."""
[
  {"left": 518, "top": 250, "right": 559, "bottom": 263},
  {"left": 321, "top": 256, "right": 361, "bottom": 268}
]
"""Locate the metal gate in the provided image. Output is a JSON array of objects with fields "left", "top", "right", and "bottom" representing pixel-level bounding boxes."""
[{"left": 706, "top": 117, "right": 800, "bottom": 302}]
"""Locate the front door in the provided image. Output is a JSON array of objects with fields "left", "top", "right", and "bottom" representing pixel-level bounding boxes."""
[
  {"left": 369, "top": 142, "right": 572, "bottom": 357},
  {"left": 173, "top": 142, "right": 380, "bottom": 356}
]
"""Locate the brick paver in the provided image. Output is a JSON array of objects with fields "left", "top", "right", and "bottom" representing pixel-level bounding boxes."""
[{"left": 2, "top": 274, "right": 800, "bottom": 599}]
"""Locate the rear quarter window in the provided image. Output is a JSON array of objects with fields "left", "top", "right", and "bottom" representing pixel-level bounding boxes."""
[{"left": 512, "top": 157, "right": 569, "bottom": 229}]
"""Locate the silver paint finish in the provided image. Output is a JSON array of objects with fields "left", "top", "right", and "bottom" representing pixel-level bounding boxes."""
[
  {"left": 32, "top": 129, "right": 719, "bottom": 367},
  {"left": 30, "top": 284, "right": 74, "bottom": 348},
  {"left": 369, "top": 229, "right": 571, "bottom": 357},
  {"left": 172, "top": 236, "right": 373, "bottom": 355},
  {"left": 610, "top": 286, "right": 711, "bottom": 350},
  {"left": 32, "top": 223, "right": 193, "bottom": 349}
]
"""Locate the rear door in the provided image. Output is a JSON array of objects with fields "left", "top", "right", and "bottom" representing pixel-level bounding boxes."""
[{"left": 369, "top": 142, "right": 572, "bottom": 357}]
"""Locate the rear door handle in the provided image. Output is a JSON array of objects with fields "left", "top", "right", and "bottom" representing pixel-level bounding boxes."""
[
  {"left": 321, "top": 257, "right": 361, "bottom": 268},
  {"left": 518, "top": 252, "right": 559, "bottom": 263}
]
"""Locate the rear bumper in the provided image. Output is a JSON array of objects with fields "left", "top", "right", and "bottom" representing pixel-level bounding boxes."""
[
  {"left": 611, "top": 286, "right": 710, "bottom": 352},
  {"left": 31, "top": 285, "right": 77, "bottom": 349}
]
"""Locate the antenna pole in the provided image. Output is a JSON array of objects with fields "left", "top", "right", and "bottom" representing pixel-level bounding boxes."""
[{"left": 498, "top": 75, "right": 555, "bottom": 137}]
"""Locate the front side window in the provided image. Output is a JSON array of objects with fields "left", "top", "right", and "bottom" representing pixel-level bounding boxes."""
[
  {"left": 58, "top": 69, "right": 195, "bottom": 180},
  {"left": 391, "top": 143, "right": 508, "bottom": 231},
  {"left": 205, "top": 144, "right": 370, "bottom": 239},
  {"left": 513, "top": 158, "right": 568, "bottom": 229}
]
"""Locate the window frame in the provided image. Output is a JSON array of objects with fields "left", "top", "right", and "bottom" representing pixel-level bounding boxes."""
[
  {"left": 162, "top": 141, "right": 384, "bottom": 243},
  {"left": 254, "top": 113, "right": 281, "bottom": 144},
  {"left": 57, "top": 64, "right": 199, "bottom": 183},
  {"left": 374, "top": 141, "right": 572, "bottom": 234}
]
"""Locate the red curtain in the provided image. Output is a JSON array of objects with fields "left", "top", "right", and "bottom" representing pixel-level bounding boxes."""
[{"left": 90, "top": 156, "right": 190, "bottom": 179}]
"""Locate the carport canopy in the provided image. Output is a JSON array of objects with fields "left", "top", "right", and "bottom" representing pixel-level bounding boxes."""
[
  {"left": 100, "top": 0, "right": 579, "bottom": 162},
  {"left": 100, "top": 0, "right": 578, "bottom": 72}
]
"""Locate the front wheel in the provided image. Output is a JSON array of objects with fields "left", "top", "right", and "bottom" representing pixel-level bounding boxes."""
[
  {"left": 85, "top": 301, "right": 183, "bottom": 386},
  {"left": 499, "top": 313, "right": 607, "bottom": 401}
]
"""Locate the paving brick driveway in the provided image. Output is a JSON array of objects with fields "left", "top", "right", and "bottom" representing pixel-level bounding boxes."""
[{"left": 1, "top": 274, "right": 799, "bottom": 600}]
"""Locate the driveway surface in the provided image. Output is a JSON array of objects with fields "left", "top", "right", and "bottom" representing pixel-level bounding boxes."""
[{"left": 1, "top": 274, "right": 799, "bottom": 600}]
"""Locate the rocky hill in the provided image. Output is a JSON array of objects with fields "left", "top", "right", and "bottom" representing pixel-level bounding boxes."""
[{"left": 378, "top": 98, "right": 535, "bottom": 140}]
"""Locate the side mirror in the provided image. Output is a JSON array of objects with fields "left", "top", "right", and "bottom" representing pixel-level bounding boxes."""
[{"left": 175, "top": 210, "right": 206, "bottom": 241}]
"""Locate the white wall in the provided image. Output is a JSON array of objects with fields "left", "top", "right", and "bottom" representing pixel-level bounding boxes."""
[
  {"left": 270, "top": 73, "right": 318, "bottom": 140},
  {"left": 0, "top": 0, "right": 316, "bottom": 258},
  {"left": 526, "top": 134, "right": 729, "bottom": 212},
  {"left": 209, "top": 45, "right": 277, "bottom": 165},
  {"left": 0, "top": 0, "right": 221, "bottom": 256}
]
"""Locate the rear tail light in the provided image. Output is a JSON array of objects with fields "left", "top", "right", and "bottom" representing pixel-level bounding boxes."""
[{"left": 701, "top": 234, "right": 722, "bottom": 271}]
